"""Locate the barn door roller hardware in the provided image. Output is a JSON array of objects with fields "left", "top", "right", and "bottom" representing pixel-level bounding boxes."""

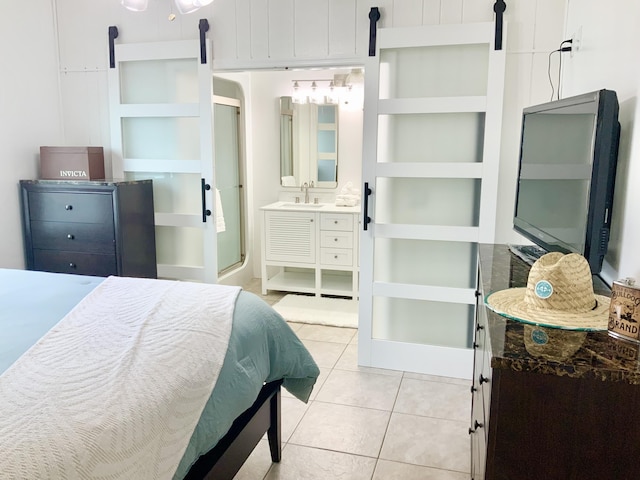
[
  {"left": 108, "top": 26, "right": 119, "bottom": 69},
  {"left": 493, "top": 0, "right": 506, "bottom": 50},
  {"left": 368, "top": 7, "right": 381, "bottom": 57},
  {"left": 199, "top": 19, "right": 209, "bottom": 64}
]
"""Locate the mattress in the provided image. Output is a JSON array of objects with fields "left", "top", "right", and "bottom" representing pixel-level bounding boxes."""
[{"left": 0, "top": 269, "right": 319, "bottom": 479}]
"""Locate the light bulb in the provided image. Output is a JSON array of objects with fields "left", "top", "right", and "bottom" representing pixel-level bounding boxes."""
[{"left": 121, "top": 0, "right": 148, "bottom": 12}]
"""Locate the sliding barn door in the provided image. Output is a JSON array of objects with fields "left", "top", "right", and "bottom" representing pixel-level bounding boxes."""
[
  {"left": 108, "top": 37, "right": 218, "bottom": 282},
  {"left": 359, "top": 22, "right": 506, "bottom": 378}
]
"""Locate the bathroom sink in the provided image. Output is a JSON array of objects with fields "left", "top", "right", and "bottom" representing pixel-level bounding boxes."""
[{"left": 280, "top": 202, "right": 324, "bottom": 208}]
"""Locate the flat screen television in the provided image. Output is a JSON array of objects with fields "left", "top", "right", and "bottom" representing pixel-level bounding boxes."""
[{"left": 513, "top": 89, "right": 621, "bottom": 275}]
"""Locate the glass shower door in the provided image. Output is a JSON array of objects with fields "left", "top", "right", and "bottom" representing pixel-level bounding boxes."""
[{"left": 214, "top": 100, "right": 244, "bottom": 274}]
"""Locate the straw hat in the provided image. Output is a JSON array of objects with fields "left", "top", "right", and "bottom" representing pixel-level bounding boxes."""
[{"left": 485, "top": 251, "right": 610, "bottom": 330}]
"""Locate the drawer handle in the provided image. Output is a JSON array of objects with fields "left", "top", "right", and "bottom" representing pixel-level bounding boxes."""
[
  {"left": 476, "top": 324, "right": 485, "bottom": 331},
  {"left": 334, "top": 220, "right": 338, "bottom": 224},
  {"left": 65, "top": 204, "right": 73, "bottom": 211},
  {"left": 69, "top": 263, "right": 76, "bottom": 269},
  {"left": 479, "top": 374, "right": 489, "bottom": 385},
  {"left": 67, "top": 234, "right": 75, "bottom": 240},
  {"left": 470, "top": 385, "right": 477, "bottom": 393},
  {"left": 334, "top": 255, "right": 338, "bottom": 259},
  {"left": 334, "top": 238, "right": 338, "bottom": 242},
  {"left": 473, "top": 342, "right": 479, "bottom": 349}
]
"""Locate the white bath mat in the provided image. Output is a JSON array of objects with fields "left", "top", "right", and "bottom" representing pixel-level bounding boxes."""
[{"left": 272, "top": 294, "right": 358, "bottom": 328}]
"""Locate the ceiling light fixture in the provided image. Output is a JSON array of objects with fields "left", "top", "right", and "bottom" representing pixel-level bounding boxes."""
[
  {"left": 121, "top": 0, "right": 214, "bottom": 14},
  {"left": 121, "top": 0, "right": 148, "bottom": 12}
]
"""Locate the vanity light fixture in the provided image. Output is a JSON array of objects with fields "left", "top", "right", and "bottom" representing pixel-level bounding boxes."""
[
  {"left": 290, "top": 78, "right": 353, "bottom": 105},
  {"left": 121, "top": 0, "right": 213, "bottom": 14}
]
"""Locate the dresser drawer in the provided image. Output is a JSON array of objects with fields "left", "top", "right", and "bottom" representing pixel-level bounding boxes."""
[
  {"left": 320, "top": 213, "right": 353, "bottom": 231},
  {"left": 31, "top": 221, "right": 115, "bottom": 254},
  {"left": 33, "top": 250, "right": 117, "bottom": 276},
  {"left": 320, "top": 248, "right": 353, "bottom": 266},
  {"left": 28, "top": 191, "right": 114, "bottom": 223},
  {"left": 320, "top": 230, "right": 353, "bottom": 249}
]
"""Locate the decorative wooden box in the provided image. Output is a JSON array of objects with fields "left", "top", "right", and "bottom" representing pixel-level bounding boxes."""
[{"left": 40, "top": 146, "right": 105, "bottom": 180}]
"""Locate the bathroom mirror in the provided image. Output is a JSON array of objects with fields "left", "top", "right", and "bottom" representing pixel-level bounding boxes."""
[{"left": 280, "top": 96, "right": 338, "bottom": 189}]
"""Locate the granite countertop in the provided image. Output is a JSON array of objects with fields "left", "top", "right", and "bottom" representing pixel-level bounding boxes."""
[
  {"left": 260, "top": 201, "right": 360, "bottom": 214},
  {"left": 480, "top": 244, "right": 640, "bottom": 384}
]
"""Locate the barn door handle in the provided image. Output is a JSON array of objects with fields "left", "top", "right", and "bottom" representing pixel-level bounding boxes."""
[
  {"left": 201, "top": 178, "right": 212, "bottom": 223},
  {"left": 363, "top": 182, "right": 372, "bottom": 231}
]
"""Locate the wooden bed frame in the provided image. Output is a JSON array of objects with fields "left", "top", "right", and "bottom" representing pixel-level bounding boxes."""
[{"left": 184, "top": 379, "right": 283, "bottom": 480}]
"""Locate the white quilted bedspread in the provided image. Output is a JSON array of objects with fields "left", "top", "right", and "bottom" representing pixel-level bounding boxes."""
[{"left": 0, "top": 276, "right": 241, "bottom": 480}]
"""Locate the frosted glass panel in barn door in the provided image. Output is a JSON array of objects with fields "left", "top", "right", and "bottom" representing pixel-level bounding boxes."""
[
  {"left": 108, "top": 39, "right": 218, "bottom": 282},
  {"left": 359, "top": 23, "right": 505, "bottom": 378}
]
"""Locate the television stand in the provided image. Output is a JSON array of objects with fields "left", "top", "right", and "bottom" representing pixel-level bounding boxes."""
[
  {"left": 508, "top": 244, "right": 547, "bottom": 266},
  {"left": 472, "top": 245, "right": 640, "bottom": 480}
]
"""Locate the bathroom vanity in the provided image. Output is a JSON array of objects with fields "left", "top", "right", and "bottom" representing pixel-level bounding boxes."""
[{"left": 260, "top": 202, "right": 360, "bottom": 299}]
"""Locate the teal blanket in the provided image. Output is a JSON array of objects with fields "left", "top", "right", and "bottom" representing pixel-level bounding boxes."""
[{"left": 0, "top": 269, "right": 319, "bottom": 479}]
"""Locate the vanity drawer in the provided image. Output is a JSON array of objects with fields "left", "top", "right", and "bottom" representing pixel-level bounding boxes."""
[
  {"left": 27, "top": 191, "right": 114, "bottom": 223},
  {"left": 320, "top": 230, "right": 353, "bottom": 249},
  {"left": 320, "top": 213, "right": 353, "bottom": 231},
  {"left": 33, "top": 250, "right": 118, "bottom": 276},
  {"left": 320, "top": 247, "right": 353, "bottom": 266},
  {"left": 30, "top": 221, "right": 115, "bottom": 254}
]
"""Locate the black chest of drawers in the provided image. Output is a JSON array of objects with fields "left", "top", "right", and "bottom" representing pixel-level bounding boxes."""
[
  {"left": 20, "top": 179, "right": 157, "bottom": 278},
  {"left": 470, "top": 245, "right": 640, "bottom": 480}
]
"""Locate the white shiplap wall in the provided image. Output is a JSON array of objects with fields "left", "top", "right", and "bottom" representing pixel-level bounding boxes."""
[{"left": 2, "top": 0, "right": 569, "bottom": 277}]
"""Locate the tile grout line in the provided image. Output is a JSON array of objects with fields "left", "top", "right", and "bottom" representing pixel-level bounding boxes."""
[{"left": 368, "top": 370, "right": 406, "bottom": 479}]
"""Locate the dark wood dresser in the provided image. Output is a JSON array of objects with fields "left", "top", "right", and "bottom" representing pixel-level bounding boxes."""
[
  {"left": 472, "top": 244, "right": 640, "bottom": 480},
  {"left": 20, "top": 179, "right": 157, "bottom": 278}
]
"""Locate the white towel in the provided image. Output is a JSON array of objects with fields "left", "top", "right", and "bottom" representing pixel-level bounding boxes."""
[
  {"left": 335, "top": 194, "right": 359, "bottom": 207},
  {"left": 340, "top": 181, "right": 361, "bottom": 196},
  {"left": 215, "top": 188, "right": 226, "bottom": 233},
  {"left": 335, "top": 181, "right": 361, "bottom": 206},
  {"left": 281, "top": 176, "right": 297, "bottom": 187}
]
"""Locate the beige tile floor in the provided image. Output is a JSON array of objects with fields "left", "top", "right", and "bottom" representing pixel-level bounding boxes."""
[{"left": 236, "top": 279, "right": 472, "bottom": 480}]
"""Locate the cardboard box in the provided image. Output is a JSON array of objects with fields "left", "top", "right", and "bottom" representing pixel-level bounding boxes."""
[{"left": 40, "top": 146, "right": 105, "bottom": 180}]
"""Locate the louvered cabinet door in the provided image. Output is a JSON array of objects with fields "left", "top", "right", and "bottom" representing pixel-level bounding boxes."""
[
  {"left": 261, "top": 210, "right": 317, "bottom": 295},
  {"left": 264, "top": 211, "right": 316, "bottom": 264}
]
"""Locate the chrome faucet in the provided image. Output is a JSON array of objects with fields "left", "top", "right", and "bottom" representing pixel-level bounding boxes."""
[{"left": 301, "top": 182, "right": 310, "bottom": 203}]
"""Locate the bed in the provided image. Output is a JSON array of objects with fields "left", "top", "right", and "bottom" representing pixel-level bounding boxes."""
[{"left": 0, "top": 268, "right": 319, "bottom": 479}]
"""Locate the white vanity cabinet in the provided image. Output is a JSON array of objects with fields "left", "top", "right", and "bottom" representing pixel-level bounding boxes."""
[
  {"left": 261, "top": 202, "right": 359, "bottom": 299},
  {"left": 264, "top": 210, "right": 316, "bottom": 264}
]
